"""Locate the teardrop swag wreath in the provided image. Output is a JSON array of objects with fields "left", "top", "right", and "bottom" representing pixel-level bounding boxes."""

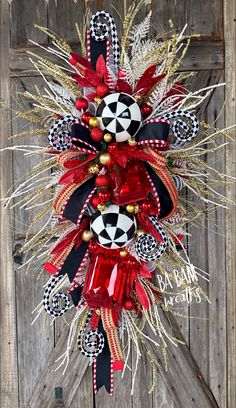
[{"left": 3, "top": 1, "right": 235, "bottom": 395}]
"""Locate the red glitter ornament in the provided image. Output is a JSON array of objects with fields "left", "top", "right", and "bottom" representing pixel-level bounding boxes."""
[
  {"left": 91, "top": 196, "right": 100, "bottom": 208},
  {"left": 95, "top": 174, "right": 110, "bottom": 187},
  {"left": 98, "top": 189, "right": 111, "bottom": 202},
  {"left": 81, "top": 111, "right": 93, "bottom": 124},
  {"left": 141, "top": 103, "right": 153, "bottom": 117},
  {"left": 75, "top": 97, "right": 89, "bottom": 111},
  {"left": 96, "top": 83, "right": 109, "bottom": 98},
  {"left": 69, "top": 57, "right": 76, "bottom": 65},
  {"left": 90, "top": 127, "right": 103, "bottom": 142},
  {"left": 140, "top": 200, "right": 152, "bottom": 212},
  {"left": 123, "top": 298, "right": 136, "bottom": 310}
]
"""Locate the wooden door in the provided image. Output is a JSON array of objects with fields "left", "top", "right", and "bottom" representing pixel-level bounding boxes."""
[{"left": 0, "top": 1, "right": 235, "bottom": 407}]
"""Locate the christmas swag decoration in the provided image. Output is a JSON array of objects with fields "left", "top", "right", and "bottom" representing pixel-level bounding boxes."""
[{"left": 4, "top": 1, "right": 235, "bottom": 396}]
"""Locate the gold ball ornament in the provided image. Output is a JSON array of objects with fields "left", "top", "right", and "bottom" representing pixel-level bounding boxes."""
[
  {"left": 134, "top": 94, "right": 142, "bottom": 103},
  {"left": 81, "top": 229, "right": 93, "bottom": 241},
  {"left": 136, "top": 229, "right": 145, "bottom": 238},
  {"left": 120, "top": 249, "right": 128, "bottom": 257},
  {"left": 97, "top": 203, "right": 106, "bottom": 212},
  {"left": 94, "top": 96, "right": 102, "bottom": 105},
  {"left": 128, "top": 138, "right": 137, "bottom": 147},
  {"left": 103, "top": 133, "right": 112, "bottom": 143},
  {"left": 99, "top": 152, "right": 112, "bottom": 166},
  {"left": 89, "top": 116, "right": 100, "bottom": 128},
  {"left": 126, "top": 204, "right": 136, "bottom": 214},
  {"left": 88, "top": 163, "right": 100, "bottom": 175},
  {"left": 134, "top": 204, "right": 139, "bottom": 214}
]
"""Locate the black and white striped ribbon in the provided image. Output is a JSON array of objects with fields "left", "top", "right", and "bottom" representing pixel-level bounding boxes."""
[
  {"left": 172, "top": 175, "right": 185, "bottom": 191},
  {"left": 48, "top": 115, "right": 77, "bottom": 151},
  {"left": 135, "top": 216, "right": 168, "bottom": 261},
  {"left": 43, "top": 275, "right": 70, "bottom": 317},
  {"left": 78, "top": 311, "right": 105, "bottom": 358},
  {"left": 90, "top": 11, "right": 120, "bottom": 68},
  {"left": 160, "top": 110, "right": 199, "bottom": 145}
]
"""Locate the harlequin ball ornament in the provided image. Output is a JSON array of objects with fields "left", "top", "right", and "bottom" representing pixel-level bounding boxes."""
[
  {"left": 89, "top": 117, "right": 100, "bottom": 128},
  {"left": 103, "top": 133, "right": 112, "bottom": 143},
  {"left": 81, "top": 111, "right": 93, "bottom": 124},
  {"left": 95, "top": 175, "right": 110, "bottom": 187},
  {"left": 96, "top": 93, "right": 142, "bottom": 142},
  {"left": 90, "top": 127, "right": 103, "bottom": 142},
  {"left": 96, "top": 83, "right": 109, "bottom": 98},
  {"left": 91, "top": 196, "right": 100, "bottom": 208},
  {"left": 81, "top": 230, "right": 93, "bottom": 241},
  {"left": 126, "top": 204, "right": 136, "bottom": 214},
  {"left": 91, "top": 204, "right": 137, "bottom": 249},
  {"left": 98, "top": 190, "right": 111, "bottom": 203},
  {"left": 119, "top": 249, "right": 128, "bottom": 257},
  {"left": 99, "top": 152, "right": 112, "bottom": 166},
  {"left": 75, "top": 97, "right": 89, "bottom": 111},
  {"left": 123, "top": 298, "right": 136, "bottom": 310},
  {"left": 88, "top": 163, "right": 100, "bottom": 175}
]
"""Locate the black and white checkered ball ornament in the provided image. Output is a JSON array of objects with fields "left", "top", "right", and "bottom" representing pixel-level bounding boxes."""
[
  {"left": 91, "top": 204, "right": 137, "bottom": 249},
  {"left": 96, "top": 93, "right": 142, "bottom": 142}
]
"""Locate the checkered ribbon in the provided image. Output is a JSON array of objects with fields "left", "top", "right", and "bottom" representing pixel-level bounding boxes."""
[
  {"left": 48, "top": 115, "right": 77, "bottom": 151},
  {"left": 160, "top": 110, "right": 199, "bottom": 145},
  {"left": 135, "top": 216, "right": 168, "bottom": 261},
  {"left": 43, "top": 275, "right": 70, "bottom": 317},
  {"left": 78, "top": 311, "right": 105, "bottom": 358},
  {"left": 90, "top": 11, "right": 120, "bottom": 68}
]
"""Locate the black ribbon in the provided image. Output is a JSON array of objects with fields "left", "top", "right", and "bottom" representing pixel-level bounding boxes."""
[
  {"left": 71, "top": 123, "right": 100, "bottom": 151},
  {"left": 137, "top": 121, "right": 170, "bottom": 143},
  {"left": 90, "top": 35, "right": 107, "bottom": 70},
  {"left": 63, "top": 178, "right": 94, "bottom": 224},
  {"left": 146, "top": 165, "right": 173, "bottom": 219},
  {"left": 95, "top": 320, "right": 111, "bottom": 394},
  {"left": 59, "top": 242, "right": 88, "bottom": 306}
]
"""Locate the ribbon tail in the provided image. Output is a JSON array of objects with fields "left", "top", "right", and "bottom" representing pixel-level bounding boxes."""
[{"left": 94, "top": 320, "right": 113, "bottom": 395}]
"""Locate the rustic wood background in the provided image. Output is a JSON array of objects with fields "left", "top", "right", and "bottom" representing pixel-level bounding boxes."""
[{"left": 0, "top": 0, "right": 235, "bottom": 407}]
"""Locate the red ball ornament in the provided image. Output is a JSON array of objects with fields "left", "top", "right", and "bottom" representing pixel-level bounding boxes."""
[
  {"left": 81, "top": 111, "right": 93, "bottom": 124},
  {"left": 75, "top": 97, "right": 89, "bottom": 111},
  {"left": 96, "top": 83, "right": 109, "bottom": 98},
  {"left": 69, "top": 57, "right": 76, "bottom": 65},
  {"left": 95, "top": 174, "right": 110, "bottom": 187},
  {"left": 123, "top": 298, "right": 136, "bottom": 310},
  {"left": 141, "top": 103, "right": 153, "bottom": 117},
  {"left": 98, "top": 190, "right": 111, "bottom": 202},
  {"left": 90, "top": 127, "right": 103, "bottom": 142},
  {"left": 91, "top": 196, "right": 100, "bottom": 208}
]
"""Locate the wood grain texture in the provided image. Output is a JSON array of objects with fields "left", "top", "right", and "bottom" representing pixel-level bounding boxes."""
[
  {"left": 9, "top": 41, "right": 224, "bottom": 77},
  {"left": 0, "top": 2, "right": 19, "bottom": 408},
  {"left": 10, "top": 0, "right": 47, "bottom": 47},
  {"left": 224, "top": 0, "right": 236, "bottom": 407},
  {"left": 28, "top": 326, "right": 89, "bottom": 408}
]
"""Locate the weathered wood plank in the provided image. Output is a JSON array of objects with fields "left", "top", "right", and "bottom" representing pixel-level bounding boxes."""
[
  {"left": 0, "top": 2, "right": 19, "bottom": 408},
  {"left": 15, "top": 261, "right": 54, "bottom": 408},
  {"left": 152, "top": 0, "right": 223, "bottom": 39},
  {"left": 146, "top": 310, "right": 219, "bottom": 408},
  {"left": 70, "top": 366, "right": 94, "bottom": 408},
  {"left": 28, "top": 325, "right": 90, "bottom": 408},
  {"left": 10, "top": 0, "right": 47, "bottom": 48},
  {"left": 224, "top": 0, "right": 236, "bottom": 407},
  {"left": 11, "top": 76, "right": 51, "bottom": 237},
  {"left": 9, "top": 41, "right": 224, "bottom": 77},
  {"left": 206, "top": 73, "right": 227, "bottom": 408}
]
